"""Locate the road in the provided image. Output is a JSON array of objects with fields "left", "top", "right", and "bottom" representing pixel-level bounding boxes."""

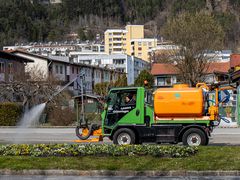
[{"left": 0, "top": 127, "right": 239, "bottom": 145}]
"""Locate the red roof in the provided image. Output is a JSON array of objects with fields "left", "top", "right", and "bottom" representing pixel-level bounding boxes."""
[
  {"left": 206, "top": 61, "right": 230, "bottom": 73},
  {"left": 151, "top": 62, "right": 230, "bottom": 75},
  {"left": 230, "top": 54, "right": 240, "bottom": 68},
  {"left": 151, "top": 63, "right": 177, "bottom": 75}
]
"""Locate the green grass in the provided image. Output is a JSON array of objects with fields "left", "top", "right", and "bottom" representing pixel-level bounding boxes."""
[{"left": 0, "top": 146, "right": 240, "bottom": 171}]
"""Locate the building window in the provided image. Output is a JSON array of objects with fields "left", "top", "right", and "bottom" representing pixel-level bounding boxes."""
[
  {"left": 0, "top": 62, "right": 5, "bottom": 73},
  {"left": 143, "top": 42, "right": 147, "bottom": 46},
  {"left": 148, "top": 42, "right": 152, "bottom": 46},
  {"left": 138, "top": 53, "right": 142, "bottom": 57},
  {"left": 157, "top": 77, "right": 172, "bottom": 86},
  {"left": 113, "top": 59, "right": 125, "bottom": 64},
  {"left": 72, "top": 66, "right": 74, "bottom": 74},
  {"left": 138, "top": 47, "right": 142, "bottom": 51},
  {"left": 113, "top": 32, "right": 122, "bottom": 36},
  {"left": 109, "top": 38, "right": 112, "bottom": 41},
  {"left": 113, "top": 48, "right": 122, "bottom": 52},
  {"left": 138, "top": 42, "right": 142, "bottom": 46},
  {"left": 116, "top": 68, "right": 125, "bottom": 73},
  {"left": 95, "top": 59, "right": 101, "bottom": 65},
  {"left": 8, "top": 63, "right": 13, "bottom": 74},
  {"left": 55, "top": 65, "right": 59, "bottom": 74},
  {"left": 60, "top": 66, "right": 63, "bottom": 74},
  {"left": 77, "top": 67, "right": 79, "bottom": 74}
]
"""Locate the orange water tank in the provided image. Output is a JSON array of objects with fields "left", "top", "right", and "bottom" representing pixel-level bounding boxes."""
[{"left": 154, "top": 84, "right": 204, "bottom": 117}]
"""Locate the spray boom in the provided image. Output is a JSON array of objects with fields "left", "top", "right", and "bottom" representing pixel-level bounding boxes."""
[{"left": 46, "top": 76, "right": 80, "bottom": 104}]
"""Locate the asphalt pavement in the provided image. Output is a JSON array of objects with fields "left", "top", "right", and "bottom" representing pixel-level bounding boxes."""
[{"left": 0, "top": 127, "right": 239, "bottom": 145}]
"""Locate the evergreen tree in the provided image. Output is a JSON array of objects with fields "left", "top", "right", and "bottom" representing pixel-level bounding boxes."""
[{"left": 134, "top": 70, "right": 154, "bottom": 88}]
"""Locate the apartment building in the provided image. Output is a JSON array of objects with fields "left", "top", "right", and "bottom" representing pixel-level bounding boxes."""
[
  {"left": 151, "top": 41, "right": 232, "bottom": 63},
  {"left": 8, "top": 50, "right": 124, "bottom": 94},
  {"left": 3, "top": 42, "right": 105, "bottom": 58},
  {"left": 104, "top": 25, "right": 157, "bottom": 62},
  {"left": 75, "top": 54, "right": 149, "bottom": 85}
]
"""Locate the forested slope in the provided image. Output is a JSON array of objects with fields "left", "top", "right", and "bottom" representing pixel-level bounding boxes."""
[{"left": 0, "top": 0, "right": 240, "bottom": 50}]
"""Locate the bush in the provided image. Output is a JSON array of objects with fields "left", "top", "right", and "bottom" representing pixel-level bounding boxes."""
[
  {"left": 48, "top": 106, "right": 76, "bottom": 126},
  {"left": 0, "top": 144, "right": 198, "bottom": 158},
  {"left": 0, "top": 102, "right": 22, "bottom": 126}
]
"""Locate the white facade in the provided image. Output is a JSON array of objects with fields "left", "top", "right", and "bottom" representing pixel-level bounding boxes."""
[
  {"left": 76, "top": 54, "right": 149, "bottom": 85},
  {"left": 204, "top": 50, "right": 232, "bottom": 62},
  {"left": 11, "top": 52, "right": 69, "bottom": 81},
  {"left": 12, "top": 52, "right": 49, "bottom": 79}
]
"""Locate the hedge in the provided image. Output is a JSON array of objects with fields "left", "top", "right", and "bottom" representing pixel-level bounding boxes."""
[
  {"left": 0, "top": 144, "right": 198, "bottom": 157},
  {"left": 0, "top": 102, "right": 22, "bottom": 126}
]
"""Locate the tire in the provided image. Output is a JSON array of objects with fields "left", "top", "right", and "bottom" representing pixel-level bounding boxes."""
[
  {"left": 182, "top": 128, "right": 207, "bottom": 146},
  {"left": 76, "top": 125, "right": 92, "bottom": 140},
  {"left": 113, "top": 128, "right": 136, "bottom": 145}
]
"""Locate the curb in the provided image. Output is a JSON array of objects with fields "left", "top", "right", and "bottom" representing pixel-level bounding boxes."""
[{"left": 0, "top": 170, "right": 240, "bottom": 176}]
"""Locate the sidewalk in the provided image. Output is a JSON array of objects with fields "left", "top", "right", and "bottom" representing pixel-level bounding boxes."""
[{"left": 0, "top": 170, "right": 240, "bottom": 176}]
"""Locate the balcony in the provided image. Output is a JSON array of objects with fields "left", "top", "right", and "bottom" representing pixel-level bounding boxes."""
[
  {"left": 112, "top": 39, "right": 123, "bottom": 43},
  {"left": 112, "top": 45, "right": 123, "bottom": 49},
  {"left": 112, "top": 33, "right": 123, "bottom": 38}
]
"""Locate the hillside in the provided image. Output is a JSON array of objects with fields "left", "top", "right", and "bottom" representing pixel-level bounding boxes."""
[{"left": 0, "top": 0, "right": 240, "bottom": 50}]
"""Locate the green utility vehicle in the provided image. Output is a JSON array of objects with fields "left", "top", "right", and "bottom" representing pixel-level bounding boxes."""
[{"left": 76, "top": 84, "right": 220, "bottom": 146}]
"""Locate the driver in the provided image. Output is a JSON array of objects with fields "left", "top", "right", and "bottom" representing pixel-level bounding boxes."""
[{"left": 125, "top": 94, "right": 136, "bottom": 105}]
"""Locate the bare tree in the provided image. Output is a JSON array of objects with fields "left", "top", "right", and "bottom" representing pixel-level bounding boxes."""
[
  {"left": 162, "top": 11, "right": 224, "bottom": 86},
  {"left": 0, "top": 66, "right": 59, "bottom": 110}
]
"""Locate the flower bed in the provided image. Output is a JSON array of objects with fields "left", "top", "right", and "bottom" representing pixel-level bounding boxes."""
[{"left": 0, "top": 144, "right": 198, "bottom": 157}]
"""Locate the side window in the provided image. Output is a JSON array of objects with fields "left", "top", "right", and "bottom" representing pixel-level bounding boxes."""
[
  {"left": 107, "top": 90, "right": 137, "bottom": 110},
  {"left": 121, "top": 92, "right": 137, "bottom": 107},
  {"left": 145, "top": 90, "right": 153, "bottom": 105}
]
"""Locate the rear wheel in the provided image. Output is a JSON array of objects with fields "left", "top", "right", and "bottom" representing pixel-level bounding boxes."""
[
  {"left": 182, "top": 128, "right": 207, "bottom": 146},
  {"left": 113, "top": 128, "right": 136, "bottom": 145}
]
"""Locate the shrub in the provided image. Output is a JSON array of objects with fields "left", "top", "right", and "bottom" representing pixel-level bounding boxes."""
[
  {"left": 0, "top": 144, "right": 198, "bottom": 158},
  {"left": 48, "top": 106, "right": 76, "bottom": 126},
  {"left": 0, "top": 102, "right": 22, "bottom": 126}
]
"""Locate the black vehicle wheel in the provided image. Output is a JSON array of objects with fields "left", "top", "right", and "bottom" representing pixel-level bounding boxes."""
[
  {"left": 182, "top": 128, "right": 207, "bottom": 146},
  {"left": 113, "top": 128, "right": 136, "bottom": 145},
  {"left": 75, "top": 125, "right": 92, "bottom": 140}
]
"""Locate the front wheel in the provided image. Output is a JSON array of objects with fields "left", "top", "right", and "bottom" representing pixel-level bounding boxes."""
[
  {"left": 182, "top": 128, "right": 207, "bottom": 146},
  {"left": 113, "top": 128, "right": 136, "bottom": 145}
]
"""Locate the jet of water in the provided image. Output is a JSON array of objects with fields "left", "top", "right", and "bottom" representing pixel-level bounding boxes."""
[
  {"left": 18, "top": 103, "right": 46, "bottom": 128},
  {"left": 12, "top": 103, "right": 46, "bottom": 144}
]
